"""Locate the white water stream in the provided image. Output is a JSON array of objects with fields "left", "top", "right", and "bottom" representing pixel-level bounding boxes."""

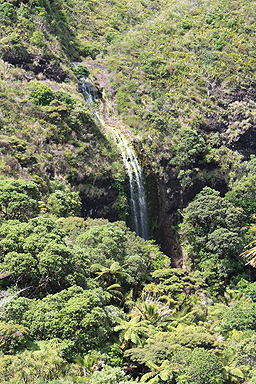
[{"left": 80, "top": 78, "right": 148, "bottom": 239}]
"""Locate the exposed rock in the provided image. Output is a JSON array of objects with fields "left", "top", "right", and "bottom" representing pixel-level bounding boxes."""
[
  {"left": 79, "top": 179, "right": 120, "bottom": 223},
  {"left": 1, "top": 49, "right": 67, "bottom": 82},
  {"left": 202, "top": 84, "right": 256, "bottom": 156},
  {"left": 14, "top": 331, "right": 23, "bottom": 338}
]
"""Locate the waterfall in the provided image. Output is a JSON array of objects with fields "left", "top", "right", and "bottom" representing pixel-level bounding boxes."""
[{"left": 80, "top": 76, "right": 148, "bottom": 239}]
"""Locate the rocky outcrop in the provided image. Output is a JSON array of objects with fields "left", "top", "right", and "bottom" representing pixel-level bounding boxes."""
[
  {"left": 1, "top": 46, "right": 67, "bottom": 82},
  {"left": 202, "top": 84, "right": 256, "bottom": 157}
]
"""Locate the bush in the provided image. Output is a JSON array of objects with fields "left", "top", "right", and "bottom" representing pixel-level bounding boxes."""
[
  {"left": 173, "top": 348, "right": 224, "bottom": 384},
  {"left": 82, "top": 365, "right": 135, "bottom": 383},
  {"left": 170, "top": 127, "right": 207, "bottom": 170},
  {"left": 30, "top": 82, "right": 53, "bottom": 106},
  {"left": 0, "top": 179, "right": 41, "bottom": 221},
  {"left": 220, "top": 302, "right": 256, "bottom": 333},
  {"left": 0, "top": 3, "right": 16, "bottom": 24},
  {"left": 116, "top": 90, "right": 131, "bottom": 113},
  {"left": 30, "top": 31, "right": 46, "bottom": 48},
  {"left": 0, "top": 323, "right": 29, "bottom": 354},
  {"left": 72, "top": 64, "right": 90, "bottom": 79},
  {"left": 3, "top": 286, "right": 115, "bottom": 353},
  {"left": 47, "top": 189, "right": 81, "bottom": 218}
]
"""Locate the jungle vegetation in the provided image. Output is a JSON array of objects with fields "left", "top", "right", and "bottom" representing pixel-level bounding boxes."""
[{"left": 0, "top": 0, "right": 256, "bottom": 383}]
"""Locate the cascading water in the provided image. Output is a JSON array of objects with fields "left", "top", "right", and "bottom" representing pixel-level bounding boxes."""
[{"left": 80, "top": 76, "right": 148, "bottom": 239}]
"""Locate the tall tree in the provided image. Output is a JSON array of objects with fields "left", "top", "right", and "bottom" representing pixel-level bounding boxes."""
[{"left": 179, "top": 186, "right": 245, "bottom": 288}]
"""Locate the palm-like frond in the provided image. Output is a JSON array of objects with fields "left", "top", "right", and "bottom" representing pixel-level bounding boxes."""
[
  {"left": 75, "top": 352, "right": 103, "bottom": 376},
  {"left": 114, "top": 316, "right": 150, "bottom": 348},
  {"left": 240, "top": 225, "right": 256, "bottom": 268},
  {"left": 132, "top": 295, "right": 172, "bottom": 327},
  {"left": 141, "top": 360, "right": 183, "bottom": 383},
  {"left": 0, "top": 271, "right": 12, "bottom": 279},
  {"left": 106, "top": 283, "right": 123, "bottom": 299},
  {"left": 92, "top": 262, "right": 131, "bottom": 282}
]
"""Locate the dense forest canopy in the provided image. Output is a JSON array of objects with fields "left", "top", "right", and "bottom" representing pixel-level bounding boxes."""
[{"left": 0, "top": 0, "right": 256, "bottom": 383}]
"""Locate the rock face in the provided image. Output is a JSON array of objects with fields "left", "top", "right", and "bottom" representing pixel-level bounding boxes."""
[
  {"left": 79, "top": 178, "right": 120, "bottom": 223},
  {"left": 202, "top": 84, "right": 256, "bottom": 156},
  {"left": 1, "top": 47, "right": 67, "bottom": 82}
]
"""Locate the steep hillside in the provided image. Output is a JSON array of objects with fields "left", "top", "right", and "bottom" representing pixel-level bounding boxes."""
[
  {"left": 1, "top": 0, "right": 256, "bottom": 249},
  {"left": 104, "top": 0, "right": 256, "bottom": 223},
  {"left": 0, "top": 0, "right": 170, "bottom": 231},
  {"left": 1, "top": 1, "right": 256, "bottom": 383}
]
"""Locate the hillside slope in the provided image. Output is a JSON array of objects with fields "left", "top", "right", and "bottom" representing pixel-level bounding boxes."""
[{"left": 1, "top": 1, "right": 256, "bottom": 383}]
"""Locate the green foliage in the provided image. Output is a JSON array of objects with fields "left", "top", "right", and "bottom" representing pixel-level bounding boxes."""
[
  {"left": 47, "top": 188, "right": 81, "bottom": 218},
  {"left": 2, "top": 286, "right": 119, "bottom": 353},
  {"left": 0, "top": 216, "right": 73, "bottom": 291},
  {"left": 150, "top": 268, "right": 203, "bottom": 298},
  {"left": 141, "top": 359, "right": 181, "bottom": 383},
  {"left": 0, "top": 347, "right": 69, "bottom": 383},
  {"left": 170, "top": 127, "right": 207, "bottom": 170},
  {"left": 116, "top": 89, "right": 131, "bottom": 114},
  {"left": 0, "top": 322, "right": 29, "bottom": 354},
  {"left": 137, "top": 325, "right": 220, "bottom": 358},
  {"left": 83, "top": 365, "right": 135, "bottom": 383},
  {"left": 142, "top": 57, "right": 170, "bottom": 80},
  {"left": 181, "top": 186, "right": 244, "bottom": 238},
  {"left": 0, "top": 179, "right": 41, "bottom": 221},
  {"left": 76, "top": 221, "right": 127, "bottom": 263},
  {"left": 226, "top": 174, "right": 256, "bottom": 222},
  {"left": 30, "top": 82, "right": 53, "bottom": 106},
  {"left": 56, "top": 216, "right": 87, "bottom": 237},
  {"left": 103, "top": 0, "right": 256, "bottom": 192},
  {"left": 179, "top": 186, "right": 245, "bottom": 287},
  {"left": 72, "top": 64, "right": 90, "bottom": 79},
  {"left": 235, "top": 334, "right": 256, "bottom": 369},
  {"left": 238, "top": 280, "right": 256, "bottom": 302},
  {"left": 94, "top": 261, "right": 132, "bottom": 287},
  {"left": 114, "top": 316, "right": 150, "bottom": 348},
  {"left": 132, "top": 296, "right": 172, "bottom": 327},
  {"left": 104, "top": 343, "right": 124, "bottom": 367},
  {"left": 240, "top": 225, "right": 256, "bottom": 268},
  {"left": 246, "top": 156, "right": 256, "bottom": 174},
  {"left": 173, "top": 348, "right": 224, "bottom": 384},
  {"left": 30, "top": 31, "right": 46, "bottom": 48},
  {"left": 1, "top": 1, "right": 256, "bottom": 383},
  {"left": 73, "top": 220, "right": 166, "bottom": 288},
  {"left": 55, "top": 91, "right": 77, "bottom": 112},
  {"left": 46, "top": 100, "right": 69, "bottom": 122},
  {"left": 0, "top": 2, "right": 16, "bottom": 24},
  {"left": 167, "top": 326, "right": 219, "bottom": 350},
  {"left": 248, "top": 372, "right": 256, "bottom": 384},
  {"left": 112, "top": 173, "right": 125, "bottom": 193},
  {"left": 75, "top": 351, "right": 105, "bottom": 376},
  {"left": 220, "top": 302, "right": 256, "bottom": 333},
  {"left": 125, "top": 342, "right": 174, "bottom": 368}
]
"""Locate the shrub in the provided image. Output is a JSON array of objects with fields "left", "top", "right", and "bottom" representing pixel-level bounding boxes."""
[
  {"left": 173, "top": 348, "right": 224, "bottom": 384},
  {"left": 30, "top": 82, "right": 53, "bottom": 106},
  {"left": 0, "top": 323, "right": 29, "bottom": 354},
  {"left": 30, "top": 31, "right": 46, "bottom": 48},
  {"left": 47, "top": 189, "right": 81, "bottom": 218},
  {"left": 72, "top": 64, "right": 90, "bottom": 79},
  {"left": 0, "top": 3, "right": 16, "bottom": 24}
]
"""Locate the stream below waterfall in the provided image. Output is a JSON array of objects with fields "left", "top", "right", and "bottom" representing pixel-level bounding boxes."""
[{"left": 80, "top": 78, "right": 148, "bottom": 240}]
